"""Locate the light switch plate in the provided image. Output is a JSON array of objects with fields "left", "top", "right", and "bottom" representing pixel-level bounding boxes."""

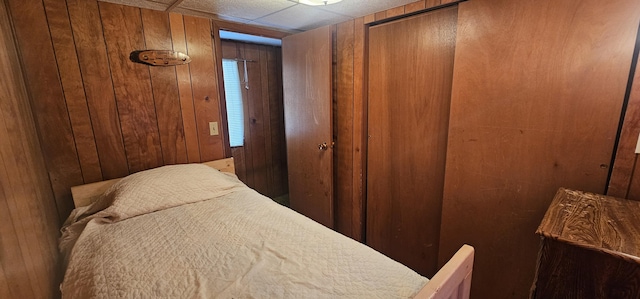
[{"left": 209, "top": 122, "right": 219, "bottom": 136}]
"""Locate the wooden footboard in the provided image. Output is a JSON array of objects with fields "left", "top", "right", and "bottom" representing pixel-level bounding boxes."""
[{"left": 414, "top": 245, "right": 474, "bottom": 299}]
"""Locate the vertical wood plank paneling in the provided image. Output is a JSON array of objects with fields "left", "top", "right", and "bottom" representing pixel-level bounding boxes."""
[
  {"left": 4, "top": 2, "right": 291, "bottom": 295},
  {"left": 385, "top": 6, "right": 405, "bottom": 18},
  {"left": 335, "top": 20, "right": 355, "bottom": 238},
  {"left": 367, "top": 7, "right": 457, "bottom": 277},
  {"left": 425, "top": 0, "right": 443, "bottom": 7},
  {"left": 623, "top": 71, "right": 640, "bottom": 200},
  {"left": 1, "top": 1, "right": 59, "bottom": 297},
  {"left": 363, "top": 14, "right": 375, "bottom": 24},
  {"left": 231, "top": 146, "right": 247, "bottom": 182},
  {"left": 169, "top": 13, "right": 201, "bottom": 163},
  {"left": 6, "top": 0, "right": 83, "bottom": 219},
  {"left": 141, "top": 9, "right": 188, "bottom": 165},
  {"left": 183, "top": 15, "right": 225, "bottom": 161},
  {"left": 222, "top": 40, "right": 287, "bottom": 197},
  {"left": 100, "top": 3, "right": 163, "bottom": 173},
  {"left": 405, "top": 1, "right": 427, "bottom": 13},
  {"left": 244, "top": 43, "right": 269, "bottom": 195},
  {"left": 236, "top": 45, "right": 256, "bottom": 188},
  {"left": 609, "top": 48, "right": 640, "bottom": 199},
  {"left": 267, "top": 47, "right": 288, "bottom": 197},
  {"left": 374, "top": 11, "right": 387, "bottom": 21},
  {"left": 212, "top": 22, "right": 232, "bottom": 158},
  {"left": 439, "top": 0, "right": 640, "bottom": 298},
  {"left": 67, "top": 0, "right": 129, "bottom": 179},
  {"left": 351, "top": 16, "right": 366, "bottom": 242},
  {"left": 259, "top": 45, "right": 275, "bottom": 196},
  {"left": 43, "top": 0, "right": 102, "bottom": 184},
  {"left": 366, "top": 0, "right": 446, "bottom": 24}
]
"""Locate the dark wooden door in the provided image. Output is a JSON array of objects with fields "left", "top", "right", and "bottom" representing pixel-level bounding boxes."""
[
  {"left": 282, "top": 26, "right": 333, "bottom": 228},
  {"left": 366, "top": 7, "right": 458, "bottom": 277}
]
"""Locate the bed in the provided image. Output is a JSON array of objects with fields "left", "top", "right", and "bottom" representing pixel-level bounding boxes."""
[{"left": 60, "top": 158, "right": 473, "bottom": 299}]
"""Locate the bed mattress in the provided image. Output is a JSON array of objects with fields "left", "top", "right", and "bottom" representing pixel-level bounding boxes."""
[{"left": 60, "top": 164, "right": 427, "bottom": 298}]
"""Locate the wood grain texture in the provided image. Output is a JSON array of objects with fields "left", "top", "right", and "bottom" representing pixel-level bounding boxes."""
[
  {"left": 231, "top": 146, "right": 247, "bottom": 183},
  {"left": 283, "top": 25, "right": 334, "bottom": 228},
  {"left": 385, "top": 6, "right": 405, "bottom": 18},
  {"left": 363, "top": 14, "right": 375, "bottom": 24},
  {"left": 6, "top": 0, "right": 83, "bottom": 220},
  {"left": 0, "top": 1, "right": 60, "bottom": 297},
  {"left": 43, "top": 0, "right": 102, "bottom": 184},
  {"left": 533, "top": 238, "right": 640, "bottom": 299},
  {"left": 211, "top": 22, "right": 232, "bottom": 159},
  {"left": 267, "top": 46, "right": 288, "bottom": 197},
  {"left": 100, "top": 2, "right": 164, "bottom": 173},
  {"left": 213, "top": 19, "right": 291, "bottom": 39},
  {"left": 405, "top": 1, "right": 428, "bottom": 13},
  {"left": 169, "top": 12, "right": 201, "bottom": 163},
  {"left": 532, "top": 189, "right": 640, "bottom": 298},
  {"left": 537, "top": 188, "right": 640, "bottom": 258},
  {"left": 243, "top": 43, "right": 269, "bottom": 195},
  {"left": 141, "top": 9, "right": 188, "bottom": 165},
  {"left": 335, "top": 20, "right": 355, "bottom": 238},
  {"left": 365, "top": 0, "right": 446, "bottom": 24},
  {"left": 259, "top": 45, "right": 275, "bottom": 196},
  {"left": 367, "top": 7, "right": 457, "bottom": 277},
  {"left": 183, "top": 15, "right": 225, "bottom": 161},
  {"left": 67, "top": 0, "right": 129, "bottom": 180},
  {"left": 438, "top": 0, "right": 640, "bottom": 298},
  {"left": 350, "top": 16, "right": 366, "bottom": 242},
  {"left": 221, "top": 40, "right": 287, "bottom": 197},
  {"left": 10, "top": 0, "right": 242, "bottom": 223},
  {"left": 374, "top": 11, "right": 387, "bottom": 21},
  {"left": 609, "top": 43, "right": 640, "bottom": 199}
]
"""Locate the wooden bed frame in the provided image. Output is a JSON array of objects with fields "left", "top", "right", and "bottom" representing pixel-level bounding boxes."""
[{"left": 69, "top": 157, "right": 473, "bottom": 299}]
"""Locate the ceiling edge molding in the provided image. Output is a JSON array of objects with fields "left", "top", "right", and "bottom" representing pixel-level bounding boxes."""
[
  {"left": 98, "top": 0, "right": 168, "bottom": 11},
  {"left": 172, "top": 7, "right": 299, "bottom": 37},
  {"left": 165, "top": 0, "right": 185, "bottom": 12}
]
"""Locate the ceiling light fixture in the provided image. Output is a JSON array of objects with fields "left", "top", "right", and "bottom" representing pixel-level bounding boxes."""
[{"left": 297, "top": 0, "right": 343, "bottom": 6}]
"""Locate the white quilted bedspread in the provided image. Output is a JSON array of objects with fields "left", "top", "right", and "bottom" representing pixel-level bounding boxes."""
[{"left": 60, "top": 164, "right": 427, "bottom": 298}]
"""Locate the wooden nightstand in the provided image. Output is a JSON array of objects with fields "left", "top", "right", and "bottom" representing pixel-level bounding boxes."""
[{"left": 531, "top": 188, "right": 640, "bottom": 298}]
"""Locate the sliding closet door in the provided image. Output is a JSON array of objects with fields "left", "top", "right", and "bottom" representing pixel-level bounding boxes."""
[
  {"left": 282, "top": 26, "right": 333, "bottom": 228},
  {"left": 367, "top": 6, "right": 457, "bottom": 277}
]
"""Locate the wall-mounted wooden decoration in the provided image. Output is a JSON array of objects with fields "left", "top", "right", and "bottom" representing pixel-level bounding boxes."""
[{"left": 129, "top": 50, "right": 191, "bottom": 66}]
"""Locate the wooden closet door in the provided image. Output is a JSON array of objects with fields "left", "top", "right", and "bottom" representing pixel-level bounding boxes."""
[
  {"left": 282, "top": 26, "right": 333, "bottom": 228},
  {"left": 366, "top": 6, "right": 457, "bottom": 277}
]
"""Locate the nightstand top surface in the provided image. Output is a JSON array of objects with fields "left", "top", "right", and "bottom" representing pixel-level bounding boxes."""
[{"left": 537, "top": 188, "right": 640, "bottom": 263}]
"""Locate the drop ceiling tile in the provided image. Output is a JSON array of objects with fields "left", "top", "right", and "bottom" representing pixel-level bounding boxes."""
[
  {"left": 178, "top": 0, "right": 296, "bottom": 20},
  {"left": 253, "top": 4, "right": 351, "bottom": 31},
  {"left": 314, "top": 0, "right": 418, "bottom": 18}
]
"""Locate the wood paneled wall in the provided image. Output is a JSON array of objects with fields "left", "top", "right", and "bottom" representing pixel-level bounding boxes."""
[
  {"left": 609, "top": 39, "right": 640, "bottom": 199},
  {"left": 333, "top": 0, "right": 462, "bottom": 245},
  {"left": 221, "top": 40, "right": 288, "bottom": 198},
  {"left": 0, "top": 0, "right": 60, "bottom": 297},
  {"left": 7, "top": 0, "right": 229, "bottom": 221},
  {"left": 334, "top": 0, "right": 640, "bottom": 297},
  {"left": 363, "top": 0, "right": 461, "bottom": 24},
  {"left": 438, "top": 0, "right": 640, "bottom": 298},
  {"left": 334, "top": 18, "right": 366, "bottom": 241}
]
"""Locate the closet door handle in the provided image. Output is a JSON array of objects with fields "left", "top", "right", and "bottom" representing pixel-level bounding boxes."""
[{"left": 318, "top": 142, "right": 328, "bottom": 150}]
